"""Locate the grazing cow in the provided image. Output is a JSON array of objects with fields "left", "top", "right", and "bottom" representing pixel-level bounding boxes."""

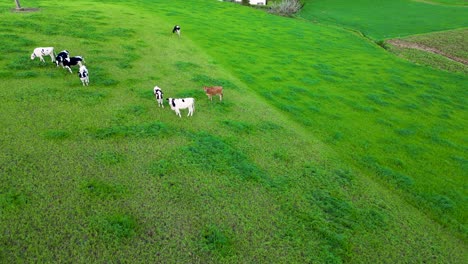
[
  {"left": 30, "top": 47, "right": 55, "bottom": 63},
  {"left": 78, "top": 65, "right": 89, "bottom": 86},
  {"left": 63, "top": 56, "right": 84, "bottom": 73},
  {"left": 203, "top": 86, "right": 223, "bottom": 101},
  {"left": 166, "top": 98, "right": 195, "bottom": 117},
  {"left": 153, "top": 86, "right": 164, "bottom": 108},
  {"left": 55, "top": 50, "right": 69, "bottom": 67},
  {"left": 172, "top": 25, "right": 181, "bottom": 37}
]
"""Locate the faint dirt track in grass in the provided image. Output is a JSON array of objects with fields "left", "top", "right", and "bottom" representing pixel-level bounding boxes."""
[{"left": 387, "top": 39, "right": 468, "bottom": 64}]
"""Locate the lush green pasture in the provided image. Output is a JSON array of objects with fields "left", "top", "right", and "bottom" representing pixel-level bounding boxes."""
[
  {"left": 166, "top": 0, "right": 467, "bottom": 237},
  {"left": 299, "top": 0, "right": 468, "bottom": 39},
  {"left": 0, "top": 0, "right": 466, "bottom": 263}
]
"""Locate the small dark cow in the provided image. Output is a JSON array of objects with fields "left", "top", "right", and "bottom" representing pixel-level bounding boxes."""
[
  {"left": 55, "top": 50, "right": 69, "bottom": 67},
  {"left": 167, "top": 98, "right": 195, "bottom": 117},
  {"left": 63, "top": 56, "right": 84, "bottom": 73},
  {"left": 153, "top": 86, "right": 164, "bottom": 108},
  {"left": 203, "top": 86, "right": 223, "bottom": 101},
  {"left": 78, "top": 65, "right": 89, "bottom": 86},
  {"left": 172, "top": 25, "right": 181, "bottom": 37}
]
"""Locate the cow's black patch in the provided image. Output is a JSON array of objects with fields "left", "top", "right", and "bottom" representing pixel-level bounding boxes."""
[{"left": 171, "top": 99, "right": 176, "bottom": 107}]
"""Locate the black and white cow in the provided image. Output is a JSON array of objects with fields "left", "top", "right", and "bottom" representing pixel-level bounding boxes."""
[
  {"left": 172, "top": 25, "right": 181, "bottom": 37},
  {"left": 78, "top": 65, "right": 89, "bottom": 86},
  {"left": 30, "top": 47, "right": 55, "bottom": 63},
  {"left": 153, "top": 86, "right": 164, "bottom": 108},
  {"left": 167, "top": 98, "right": 195, "bottom": 117},
  {"left": 55, "top": 50, "right": 69, "bottom": 67},
  {"left": 63, "top": 56, "right": 84, "bottom": 73}
]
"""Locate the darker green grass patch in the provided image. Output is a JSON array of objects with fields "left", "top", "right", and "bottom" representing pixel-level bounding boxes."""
[
  {"left": 96, "top": 151, "right": 126, "bottom": 165},
  {"left": 8, "top": 57, "right": 35, "bottom": 70},
  {"left": 0, "top": 189, "right": 28, "bottom": 211},
  {"left": 133, "top": 88, "right": 156, "bottom": 100},
  {"left": 104, "top": 28, "right": 136, "bottom": 38},
  {"left": 90, "top": 213, "right": 138, "bottom": 240},
  {"left": 395, "top": 127, "right": 417, "bottom": 136},
  {"left": 91, "top": 66, "right": 119, "bottom": 86},
  {"left": 93, "top": 122, "right": 168, "bottom": 139},
  {"left": 175, "top": 61, "right": 200, "bottom": 70},
  {"left": 119, "top": 53, "right": 141, "bottom": 69},
  {"left": 123, "top": 104, "right": 147, "bottom": 116},
  {"left": 174, "top": 89, "right": 201, "bottom": 99},
  {"left": 429, "top": 194, "right": 455, "bottom": 212},
  {"left": 332, "top": 169, "right": 354, "bottom": 185},
  {"left": 0, "top": 34, "right": 35, "bottom": 53},
  {"left": 191, "top": 74, "right": 238, "bottom": 90},
  {"left": 0, "top": 71, "right": 12, "bottom": 78},
  {"left": 257, "top": 121, "right": 283, "bottom": 132},
  {"left": 363, "top": 156, "right": 415, "bottom": 189},
  {"left": 220, "top": 120, "right": 254, "bottom": 134},
  {"left": 311, "top": 190, "right": 356, "bottom": 230},
  {"left": 184, "top": 132, "right": 267, "bottom": 182},
  {"left": 42, "top": 130, "right": 70, "bottom": 140},
  {"left": 359, "top": 207, "right": 389, "bottom": 229},
  {"left": 200, "top": 224, "right": 233, "bottom": 257},
  {"left": 14, "top": 71, "right": 39, "bottom": 78},
  {"left": 63, "top": 90, "right": 107, "bottom": 104},
  {"left": 81, "top": 179, "right": 128, "bottom": 199},
  {"left": 147, "top": 159, "right": 170, "bottom": 178},
  {"left": 366, "top": 94, "right": 391, "bottom": 106}
]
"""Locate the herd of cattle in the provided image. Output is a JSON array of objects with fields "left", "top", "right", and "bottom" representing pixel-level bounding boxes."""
[
  {"left": 30, "top": 41, "right": 224, "bottom": 118},
  {"left": 154, "top": 85, "right": 223, "bottom": 117},
  {"left": 30, "top": 47, "right": 89, "bottom": 86}
]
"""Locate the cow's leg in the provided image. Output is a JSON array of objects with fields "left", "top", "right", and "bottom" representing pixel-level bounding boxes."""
[
  {"left": 66, "top": 66, "right": 72, "bottom": 73},
  {"left": 219, "top": 94, "right": 222, "bottom": 101},
  {"left": 39, "top": 55, "right": 45, "bottom": 63},
  {"left": 188, "top": 106, "right": 193, "bottom": 116},
  {"left": 175, "top": 109, "right": 181, "bottom": 117}
]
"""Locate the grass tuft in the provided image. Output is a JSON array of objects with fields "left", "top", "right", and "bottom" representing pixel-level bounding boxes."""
[
  {"left": 96, "top": 151, "right": 126, "bottom": 165},
  {"left": 93, "top": 122, "right": 168, "bottom": 139},
  {"left": 42, "top": 130, "right": 70, "bottom": 140},
  {"left": 0, "top": 189, "right": 28, "bottom": 211},
  {"left": 184, "top": 132, "right": 266, "bottom": 182},
  {"left": 81, "top": 179, "right": 128, "bottom": 199},
  {"left": 90, "top": 213, "right": 138, "bottom": 240},
  {"left": 200, "top": 224, "right": 232, "bottom": 256}
]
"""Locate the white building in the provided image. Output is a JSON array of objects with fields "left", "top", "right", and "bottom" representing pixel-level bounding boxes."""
[{"left": 234, "top": 0, "right": 267, "bottom": 5}]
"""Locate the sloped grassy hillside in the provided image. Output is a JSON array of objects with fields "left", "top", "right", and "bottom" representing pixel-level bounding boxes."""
[
  {"left": 0, "top": 0, "right": 466, "bottom": 263},
  {"left": 164, "top": 0, "right": 467, "bottom": 239}
]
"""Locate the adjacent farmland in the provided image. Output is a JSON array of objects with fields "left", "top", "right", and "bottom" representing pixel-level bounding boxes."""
[{"left": 0, "top": 0, "right": 466, "bottom": 263}]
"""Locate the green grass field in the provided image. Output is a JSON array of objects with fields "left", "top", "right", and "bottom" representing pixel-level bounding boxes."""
[
  {"left": 0, "top": 0, "right": 466, "bottom": 263},
  {"left": 299, "top": 0, "right": 468, "bottom": 39}
]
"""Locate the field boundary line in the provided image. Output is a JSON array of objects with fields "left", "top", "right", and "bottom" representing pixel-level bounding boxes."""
[{"left": 387, "top": 39, "right": 468, "bottom": 65}]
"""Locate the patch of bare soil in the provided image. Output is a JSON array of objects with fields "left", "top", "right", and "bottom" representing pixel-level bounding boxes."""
[
  {"left": 11, "top": 8, "right": 40, "bottom": 13},
  {"left": 387, "top": 39, "right": 467, "bottom": 65}
]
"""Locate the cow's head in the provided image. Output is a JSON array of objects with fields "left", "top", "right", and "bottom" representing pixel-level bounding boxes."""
[{"left": 30, "top": 53, "right": 36, "bottom": 60}]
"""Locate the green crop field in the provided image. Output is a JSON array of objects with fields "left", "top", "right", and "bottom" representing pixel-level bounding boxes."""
[
  {"left": 299, "top": 0, "right": 468, "bottom": 39},
  {"left": 0, "top": 0, "right": 466, "bottom": 263}
]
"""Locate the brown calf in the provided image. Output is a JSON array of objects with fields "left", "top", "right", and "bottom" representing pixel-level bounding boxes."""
[{"left": 203, "top": 86, "right": 223, "bottom": 101}]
